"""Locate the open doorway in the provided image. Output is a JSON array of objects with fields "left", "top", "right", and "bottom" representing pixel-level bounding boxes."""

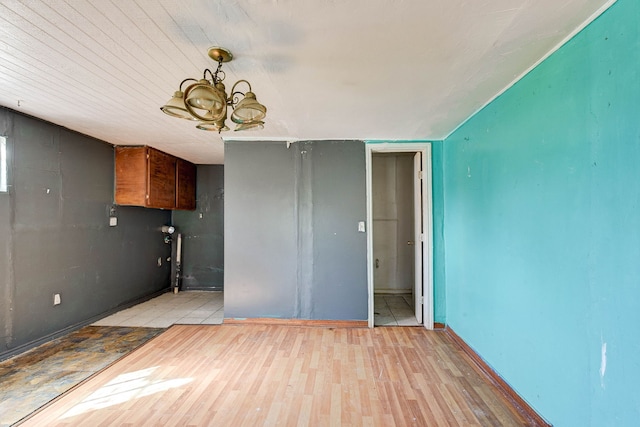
[
  {"left": 371, "top": 153, "right": 418, "bottom": 325},
  {"left": 366, "top": 143, "right": 433, "bottom": 329}
]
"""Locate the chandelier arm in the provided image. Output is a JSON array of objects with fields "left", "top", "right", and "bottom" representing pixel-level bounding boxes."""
[
  {"left": 203, "top": 68, "right": 215, "bottom": 83},
  {"left": 179, "top": 78, "right": 198, "bottom": 91},
  {"left": 203, "top": 67, "right": 225, "bottom": 83},
  {"left": 229, "top": 91, "right": 245, "bottom": 108},
  {"left": 230, "top": 79, "right": 252, "bottom": 96},
  {"left": 229, "top": 80, "right": 253, "bottom": 108}
]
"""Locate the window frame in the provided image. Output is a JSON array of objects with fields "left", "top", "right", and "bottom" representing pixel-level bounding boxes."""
[{"left": 0, "top": 136, "right": 7, "bottom": 193}]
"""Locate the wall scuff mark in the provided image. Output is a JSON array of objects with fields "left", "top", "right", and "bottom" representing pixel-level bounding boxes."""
[{"left": 600, "top": 341, "right": 607, "bottom": 389}]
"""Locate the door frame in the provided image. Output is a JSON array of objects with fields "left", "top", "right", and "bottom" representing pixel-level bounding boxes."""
[{"left": 365, "top": 142, "right": 434, "bottom": 329}]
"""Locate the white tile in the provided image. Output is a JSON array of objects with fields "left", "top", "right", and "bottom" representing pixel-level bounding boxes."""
[
  {"left": 386, "top": 300, "right": 411, "bottom": 309},
  {"left": 144, "top": 318, "right": 176, "bottom": 328},
  {"left": 166, "top": 310, "right": 193, "bottom": 318},
  {"left": 393, "top": 309, "right": 415, "bottom": 319},
  {"left": 113, "top": 320, "right": 140, "bottom": 327},
  {"left": 176, "top": 317, "right": 204, "bottom": 325},
  {"left": 374, "top": 300, "right": 387, "bottom": 309},
  {"left": 128, "top": 315, "right": 157, "bottom": 322},
  {"left": 396, "top": 317, "right": 420, "bottom": 326},
  {"left": 92, "top": 291, "right": 223, "bottom": 328},
  {"left": 374, "top": 316, "right": 397, "bottom": 326},
  {"left": 201, "top": 301, "right": 224, "bottom": 309},
  {"left": 188, "top": 310, "right": 215, "bottom": 319},
  {"left": 92, "top": 318, "right": 117, "bottom": 326},
  {"left": 91, "top": 313, "right": 133, "bottom": 326},
  {"left": 113, "top": 308, "right": 139, "bottom": 316}
]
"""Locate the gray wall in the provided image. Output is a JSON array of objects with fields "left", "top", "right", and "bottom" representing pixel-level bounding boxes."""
[
  {"left": 224, "top": 140, "right": 367, "bottom": 320},
  {"left": 0, "top": 107, "right": 171, "bottom": 358},
  {"left": 172, "top": 165, "right": 224, "bottom": 290}
]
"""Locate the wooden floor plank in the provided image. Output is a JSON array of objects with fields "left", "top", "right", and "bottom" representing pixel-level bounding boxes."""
[{"left": 21, "top": 324, "right": 537, "bottom": 426}]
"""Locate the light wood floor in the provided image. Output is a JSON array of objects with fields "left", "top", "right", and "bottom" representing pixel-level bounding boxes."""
[{"left": 22, "top": 325, "right": 532, "bottom": 426}]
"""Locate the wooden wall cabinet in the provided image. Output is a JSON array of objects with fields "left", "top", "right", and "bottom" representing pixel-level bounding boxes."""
[
  {"left": 176, "top": 159, "right": 197, "bottom": 210},
  {"left": 115, "top": 146, "right": 196, "bottom": 210}
]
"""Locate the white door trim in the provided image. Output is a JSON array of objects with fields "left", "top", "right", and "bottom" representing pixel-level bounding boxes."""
[
  {"left": 366, "top": 142, "right": 434, "bottom": 329},
  {"left": 413, "top": 151, "right": 423, "bottom": 324}
]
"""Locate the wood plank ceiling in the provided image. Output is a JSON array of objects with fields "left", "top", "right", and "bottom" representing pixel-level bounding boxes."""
[{"left": 0, "top": 0, "right": 615, "bottom": 164}]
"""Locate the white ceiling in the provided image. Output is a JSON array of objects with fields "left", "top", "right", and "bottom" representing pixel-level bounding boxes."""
[{"left": 0, "top": 0, "right": 614, "bottom": 164}]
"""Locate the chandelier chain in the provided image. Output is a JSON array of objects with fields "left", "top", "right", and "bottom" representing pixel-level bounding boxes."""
[{"left": 213, "top": 60, "right": 225, "bottom": 83}]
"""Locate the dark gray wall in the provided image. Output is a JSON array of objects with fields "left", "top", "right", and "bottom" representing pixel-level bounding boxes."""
[
  {"left": 225, "top": 142, "right": 298, "bottom": 317},
  {"left": 172, "top": 165, "right": 224, "bottom": 290},
  {"left": 0, "top": 128, "right": 12, "bottom": 353},
  {"left": 224, "top": 140, "right": 368, "bottom": 320},
  {"left": 0, "top": 107, "right": 171, "bottom": 358}
]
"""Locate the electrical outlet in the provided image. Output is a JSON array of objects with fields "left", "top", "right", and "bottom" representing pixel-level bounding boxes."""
[{"left": 53, "top": 293, "right": 61, "bottom": 305}]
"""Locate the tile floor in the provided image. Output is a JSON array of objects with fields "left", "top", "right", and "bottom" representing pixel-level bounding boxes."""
[
  {"left": 92, "top": 291, "right": 224, "bottom": 328},
  {"left": 0, "top": 326, "right": 163, "bottom": 427},
  {"left": 94, "top": 291, "right": 418, "bottom": 328},
  {"left": 374, "top": 293, "right": 421, "bottom": 326}
]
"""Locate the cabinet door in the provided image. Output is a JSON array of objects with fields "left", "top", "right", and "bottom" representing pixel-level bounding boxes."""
[
  {"left": 176, "top": 159, "right": 196, "bottom": 210},
  {"left": 147, "top": 148, "right": 176, "bottom": 209},
  {"left": 115, "top": 146, "right": 147, "bottom": 206}
]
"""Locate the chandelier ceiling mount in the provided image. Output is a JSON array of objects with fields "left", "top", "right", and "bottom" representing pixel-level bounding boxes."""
[{"left": 207, "top": 47, "right": 233, "bottom": 63}]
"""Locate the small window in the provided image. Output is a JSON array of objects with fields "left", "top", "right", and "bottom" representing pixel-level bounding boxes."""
[{"left": 0, "top": 136, "right": 7, "bottom": 192}]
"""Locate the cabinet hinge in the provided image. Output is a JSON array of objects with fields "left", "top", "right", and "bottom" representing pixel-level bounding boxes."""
[
  {"left": 420, "top": 233, "right": 425, "bottom": 242},
  {"left": 418, "top": 171, "right": 424, "bottom": 179}
]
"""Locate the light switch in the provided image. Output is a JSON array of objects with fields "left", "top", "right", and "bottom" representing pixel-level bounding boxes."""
[
  {"left": 109, "top": 217, "right": 118, "bottom": 227},
  {"left": 358, "top": 221, "right": 366, "bottom": 232}
]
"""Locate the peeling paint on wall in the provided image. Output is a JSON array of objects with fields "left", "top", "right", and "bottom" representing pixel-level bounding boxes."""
[{"left": 600, "top": 341, "right": 607, "bottom": 388}]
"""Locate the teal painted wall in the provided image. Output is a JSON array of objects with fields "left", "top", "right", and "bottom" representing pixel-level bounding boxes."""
[
  {"left": 443, "top": 1, "right": 639, "bottom": 425},
  {"left": 431, "top": 140, "right": 446, "bottom": 324}
]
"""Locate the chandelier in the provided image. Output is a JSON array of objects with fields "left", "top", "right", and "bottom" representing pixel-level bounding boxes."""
[{"left": 161, "top": 47, "right": 266, "bottom": 133}]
